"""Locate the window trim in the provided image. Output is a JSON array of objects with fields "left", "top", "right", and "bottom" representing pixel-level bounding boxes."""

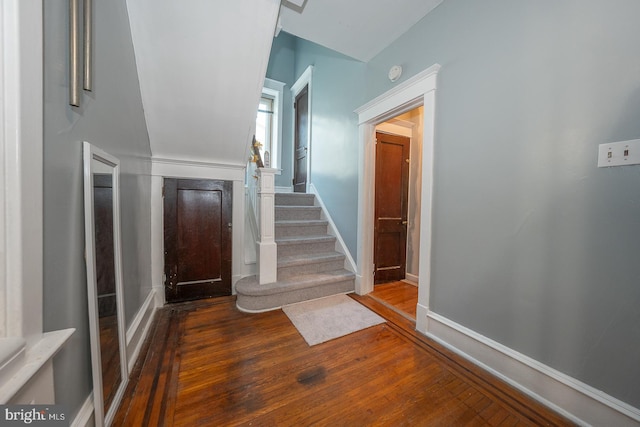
[{"left": 261, "top": 78, "right": 285, "bottom": 172}]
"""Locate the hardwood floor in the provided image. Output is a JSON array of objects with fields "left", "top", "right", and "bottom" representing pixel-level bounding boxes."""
[
  {"left": 113, "top": 295, "right": 573, "bottom": 426},
  {"left": 370, "top": 280, "right": 419, "bottom": 319}
]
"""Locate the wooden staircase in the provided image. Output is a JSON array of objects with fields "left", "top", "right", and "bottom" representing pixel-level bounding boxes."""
[{"left": 236, "top": 193, "right": 355, "bottom": 312}]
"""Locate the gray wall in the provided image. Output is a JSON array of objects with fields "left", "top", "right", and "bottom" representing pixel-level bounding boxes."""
[
  {"left": 369, "top": 0, "right": 640, "bottom": 408},
  {"left": 43, "top": 0, "right": 152, "bottom": 418},
  {"left": 293, "top": 38, "right": 367, "bottom": 256},
  {"left": 282, "top": 0, "right": 640, "bottom": 410},
  {"left": 266, "top": 32, "right": 296, "bottom": 188}
]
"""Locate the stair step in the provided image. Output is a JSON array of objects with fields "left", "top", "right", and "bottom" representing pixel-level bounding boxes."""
[
  {"left": 275, "top": 219, "right": 328, "bottom": 238},
  {"left": 275, "top": 206, "right": 322, "bottom": 221},
  {"left": 238, "top": 190, "right": 355, "bottom": 313},
  {"left": 275, "top": 192, "right": 316, "bottom": 206},
  {"left": 278, "top": 252, "right": 345, "bottom": 278},
  {"left": 235, "top": 269, "right": 356, "bottom": 312},
  {"left": 276, "top": 235, "right": 336, "bottom": 257}
]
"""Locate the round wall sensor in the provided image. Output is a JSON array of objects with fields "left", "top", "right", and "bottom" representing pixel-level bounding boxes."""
[{"left": 388, "top": 65, "right": 402, "bottom": 82}]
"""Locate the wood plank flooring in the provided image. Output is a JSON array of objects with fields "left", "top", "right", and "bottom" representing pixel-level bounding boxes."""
[
  {"left": 113, "top": 295, "right": 573, "bottom": 426},
  {"left": 370, "top": 280, "right": 419, "bottom": 319}
]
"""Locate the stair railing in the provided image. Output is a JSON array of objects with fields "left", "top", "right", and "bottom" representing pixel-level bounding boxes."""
[{"left": 247, "top": 138, "right": 277, "bottom": 284}]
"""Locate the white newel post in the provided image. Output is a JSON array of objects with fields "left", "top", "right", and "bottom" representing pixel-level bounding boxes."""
[{"left": 257, "top": 168, "right": 278, "bottom": 284}]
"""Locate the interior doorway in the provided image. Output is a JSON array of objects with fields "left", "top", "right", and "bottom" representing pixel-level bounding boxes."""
[
  {"left": 291, "top": 66, "right": 313, "bottom": 193},
  {"left": 374, "top": 107, "right": 424, "bottom": 286},
  {"left": 354, "top": 63, "right": 440, "bottom": 332},
  {"left": 293, "top": 85, "right": 309, "bottom": 192},
  {"left": 163, "top": 178, "right": 232, "bottom": 303},
  {"left": 374, "top": 131, "right": 410, "bottom": 283}
]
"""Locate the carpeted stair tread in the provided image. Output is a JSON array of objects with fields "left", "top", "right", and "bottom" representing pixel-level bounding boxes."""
[
  {"left": 278, "top": 252, "right": 344, "bottom": 267},
  {"left": 276, "top": 235, "right": 336, "bottom": 245},
  {"left": 238, "top": 192, "right": 355, "bottom": 312},
  {"left": 275, "top": 219, "right": 328, "bottom": 226},
  {"left": 235, "top": 269, "right": 355, "bottom": 297},
  {"left": 274, "top": 193, "right": 316, "bottom": 206}
]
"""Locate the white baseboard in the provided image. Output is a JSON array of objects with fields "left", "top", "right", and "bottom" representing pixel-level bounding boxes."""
[
  {"left": 415, "top": 303, "right": 429, "bottom": 333},
  {"left": 275, "top": 186, "right": 292, "bottom": 193},
  {"left": 404, "top": 273, "right": 419, "bottom": 284},
  {"left": 73, "top": 289, "right": 159, "bottom": 427},
  {"left": 71, "top": 393, "right": 94, "bottom": 427},
  {"left": 309, "top": 184, "right": 357, "bottom": 274},
  {"left": 126, "top": 289, "right": 159, "bottom": 373},
  {"left": 423, "top": 311, "right": 640, "bottom": 426}
]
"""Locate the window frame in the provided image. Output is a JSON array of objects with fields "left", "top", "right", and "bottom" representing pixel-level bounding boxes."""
[{"left": 260, "top": 78, "right": 285, "bottom": 172}]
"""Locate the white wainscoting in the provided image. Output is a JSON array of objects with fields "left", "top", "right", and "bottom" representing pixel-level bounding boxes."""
[{"left": 72, "top": 288, "right": 159, "bottom": 427}]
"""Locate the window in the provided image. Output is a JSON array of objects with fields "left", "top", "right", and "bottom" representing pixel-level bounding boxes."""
[
  {"left": 255, "top": 96, "right": 274, "bottom": 165},
  {"left": 255, "top": 78, "right": 285, "bottom": 171}
]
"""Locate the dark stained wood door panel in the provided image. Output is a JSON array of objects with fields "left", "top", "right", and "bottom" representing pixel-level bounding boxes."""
[
  {"left": 293, "top": 84, "right": 309, "bottom": 193},
  {"left": 164, "top": 178, "right": 232, "bottom": 303},
  {"left": 374, "top": 132, "right": 410, "bottom": 284}
]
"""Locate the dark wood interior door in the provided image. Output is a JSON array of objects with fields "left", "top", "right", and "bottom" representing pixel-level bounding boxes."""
[
  {"left": 164, "top": 178, "right": 232, "bottom": 303},
  {"left": 293, "top": 85, "right": 309, "bottom": 193},
  {"left": 374, "top": 132, "right": 410, "bottom": 284}
]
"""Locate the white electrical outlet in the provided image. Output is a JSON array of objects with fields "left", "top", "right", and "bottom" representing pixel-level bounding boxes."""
[{"left": 597, "top": 139, "right": 640, "bottom": 167}]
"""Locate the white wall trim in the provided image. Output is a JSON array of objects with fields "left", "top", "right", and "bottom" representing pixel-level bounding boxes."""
[
  {"left": 71, "top": 393, "right": 94, "bottom": 427},
  {"left": 376, "top": 122, "right": 413, "bottom": 138},
  {"left": 263, "top": 78, "right": 286, "bottom": 170},
  {"left": 405, "top": 273, "right": 419, "bottom": 284},
  {"left": 355, "top": 64, "right": 441, "bottom": 124},
  {"left": 151, "top": 157, "right": 246, "bottom": 181},
  {"left": 2, "top": 0, "right": 44, "bottom": 342},
  {"left": 424, "top": 311, "right": 640, "bottom": 427},
  {"left": 150, "top": 175, "right": 165, "bottom": 308},
  {"left": 354, "top": 64, "right": 440, "bottom": 299},
  {"left": 275, "top": 186, "right": 293, "bottom": 193},
  {"left": 150, "top": 159, "right": 247, "bottom": 298},
  {"left": 0, "top": 329, "right": 74, "bottom": 404},
  {"left": 0, "top": 0, "right": 74, "bottom": 405},
  {"left": 309, "top": 184, "right": 357, "bottom": 274},
  {"left": 125, "top": 289, "right": 158, "bottom": 373},
  {"left": 73, "top": 288, "right": 159, "bottom": 427}
]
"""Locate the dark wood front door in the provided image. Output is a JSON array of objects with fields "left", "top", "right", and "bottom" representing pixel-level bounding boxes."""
[
  {"left": 293, "top": 84, "right": 309, "bottom": 193},
  {"left": 374, "top": 132, "right": 410, "bottom": 284},
  {"left": 164, "top": 178, "right": 232, "bottom": 303}
]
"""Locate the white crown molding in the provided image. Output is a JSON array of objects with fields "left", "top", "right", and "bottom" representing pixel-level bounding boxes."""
[{"left": 151, "top": 157, "right": 246, "bottom": 181}]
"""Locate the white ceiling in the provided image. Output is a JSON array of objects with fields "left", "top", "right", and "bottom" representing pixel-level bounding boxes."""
[{"left": 279, "top": 0, "right": 444, "bottom": 62}]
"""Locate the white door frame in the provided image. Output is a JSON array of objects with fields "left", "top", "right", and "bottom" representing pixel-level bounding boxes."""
[
  {"left": 354, "top": 64, "right": 440, "bottom": 332},
  {"left": 291, "top": 65, "right": 313, "bottom": 192}
]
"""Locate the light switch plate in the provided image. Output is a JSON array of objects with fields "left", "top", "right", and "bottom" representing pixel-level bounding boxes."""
[{"left": 597, "top": 139, "right": 640, "bottom": 167}]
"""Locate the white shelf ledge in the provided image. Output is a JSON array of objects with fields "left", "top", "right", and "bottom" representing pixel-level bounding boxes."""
[{"left": 0, "top": 328, "right": 75, "bottom": 404}]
